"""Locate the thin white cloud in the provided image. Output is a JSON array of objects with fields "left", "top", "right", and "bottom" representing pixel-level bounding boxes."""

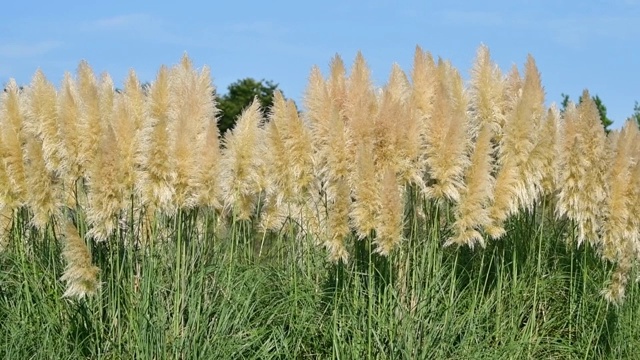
[
  {"left": 548, "top": 16, "right": 640, "bottom": 47},
  {"left": 437, "top": 10, "right": 508, "bottom": 27},
  {"left": 228, "top": 21, "right": 289, "bottom": 36},
  {"left": 435, "top": 9, "right": 639, "bottom": 48},
  {"left": 86, "top": 13, "right": 207, "bottom": 48},
  {"left": 88, "top": 13, "right": 160, "bottom": 31},
  {"left": 0, "top": 41, "right": 62, "bottom": 58}
]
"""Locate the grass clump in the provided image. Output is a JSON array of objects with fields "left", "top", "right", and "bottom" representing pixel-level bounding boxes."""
[{"left": 1, "top": 45, "right": 640, "bottom": 359}]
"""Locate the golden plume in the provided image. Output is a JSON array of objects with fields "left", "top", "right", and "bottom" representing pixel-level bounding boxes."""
[
  {"left": 261, "top": 91, "right": 291, "bottom": 231},
  {"left": 513, "top": 55, "right": 546, "bottom": 210},
  {"left": 423, "top": 61, "right": 470, "bottom": 203},
  {"left": 469, "top": 44, "right": 505, "bottom": 134},
  {"left": 198, "top": 116, "right": 222, "bottom": 209},
  {"left": 111, "top": 89, "right": 137, "bottom": 197},
  {"left": 326, "top": 179, "right": 351, "bottom": 263},
  {"left": 344, "top": 52, "right": 376, "bottom": 149},
  {"left": 57, "top": 72, "right": 83, "bottom": 208},
  {"left": 350, "top": 143, "right": 379, "bottom": 239},
  {"left": 139, "top": 66, "right": 176, "bottom": 212},
  {"left": 327, "top": 54, "right": 347, "bottom": 112},
  {"left": 600, "top": 121, "right": 638, "bottom": 263},
  {"left": 169, "top": 56, "right": 215, "bottom": 209},
  {"left": 540, "top": 106, "right": 561, "bottom": 196},
  {"left": 448, "top": 124, "right": 495, "bottom": 248},
  {"left": 219, "top": 99, "right": 266, "bottom": 220},
  {"left": 0, "top": 80, "right": 28, "bottom": 205},
  {"left": 77, "top": 61, "right": 103, "bottom": 174},
  {"left": 60, "top": 221, "right": 100, "bottom": 299},
  {"left": 487, "top": 56, "right": 545, "bottom": 237},
  {"left": 556, "top": 91, "right": 607, "bottom": 246},
  {"left": 374, "top": 168, "right": 404, "bottom": 255},
  {"left": 23, "top": 78, "right": 60, "bottom": 229},
  {"left": 26, "top": 70, "right": 62, "bottom": 174},
  {"left": 86, "top": 102, "right": 123, "bottom": 241}
]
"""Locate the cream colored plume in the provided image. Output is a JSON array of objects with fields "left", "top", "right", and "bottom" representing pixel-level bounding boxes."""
[
  {"left": 168, "top": 55, "right": 216, "bottom": 209},
  {"left": 23, "top": 77, "right": 61, "bottom": 229},
  {"left": 350, "top": 143, "right": 379, "bottom": 239},
  {"left": 219, "top": 99, "right": 266, "bottom": 220},
  {"left": 0, "top": 80, "right": 28, "bottom": 205},
  {"left": 57, "top": 72, "right": 83, "bottom": 203},
  {"left": 448, "top": 125, "right": 495, "bottom": 248},
  {"left": 86, "top": 119, "right": 123, "bottom": 241},
  {"left": 423, "top": 61, "right": 470, "bottom": 203},
  {"left": 60, "top": 221, "right": 100, "bottom": 299},
  {"left": 556, "top": 91, "right": 607, "bottom": 246},
  {"left": 77, "top": 61, "right": 103, "bottom": 174},
  {"left": 374, "top": 168, "right": 404, "bottom": 255},
  {"left": 469, "top": 44, "right": 505, "bottom": 134},
  {"left": 26, "top": 70, "right": 63, "bottom": 174},
  {"left": 139, "top": 66, "right": 176, "bottom": 212}
]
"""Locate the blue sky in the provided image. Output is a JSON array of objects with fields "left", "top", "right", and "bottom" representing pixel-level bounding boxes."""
[{"left": 2, "top": 1, "right": 639, "bottom": 128}]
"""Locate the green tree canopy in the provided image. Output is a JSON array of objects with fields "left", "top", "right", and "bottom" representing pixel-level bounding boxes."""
[
  {"left": 561, "top": 93, "right": 613, "bottom": 132},
  {"left": 631, "top": 101, "right": 640, "bottom": 128},
  {"left": 215, "top": 78, "right": 280, "bottom": 134}
]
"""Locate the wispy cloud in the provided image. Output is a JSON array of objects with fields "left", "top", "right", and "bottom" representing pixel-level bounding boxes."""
[
  {"left": 434, "top": 9, "right": 639, "bottom": 49},
  {"left": 88, "top": 13, "right": 161, "bottom": 32},
  {"left": 228, "top": 21, "right": 289, "bottom": 36},
  {"left": 548, "top": 15, "right": 640, "bottom": 47},
  {"left": 84, "top": 13, "right": 203, "bottom": 47},
  {"left": 0, "top": 41, "right": 62, "bottom": 58},
  {"left": 437, "top": 10, "right": 510, "bottom": 27}
]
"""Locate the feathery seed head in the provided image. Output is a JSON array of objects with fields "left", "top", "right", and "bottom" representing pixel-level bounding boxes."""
[
  {"left": 470, "top": 44, "right": 505, "bottom": 133},
  {"left": 139, "top": 66, "right": 176, "bottom": 212},
  {"left": 0, "top": 80, "right": 28, "bottom": 204},
  {"left": 448, "top": 125, "right": 495, "bottom": 248},
  {"left": 220, "top": 99, "right": 266, "bottom": 220},
  {"left": 375, "top": 168, "right": 404, "bottom": 255},
  {"left": 60, "top": 221, "right": 100, "bottom": 299}
]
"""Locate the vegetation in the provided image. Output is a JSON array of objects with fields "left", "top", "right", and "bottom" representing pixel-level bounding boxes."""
[
  {"left": 215, "top": 78, "right": 280, "bottom": 135},
  {"left": 632, "top": 101, "right": 640, "bottom": 127},
  {"left": 1, "top": 46, "right": 640, "bottom": 358},
  {"left": 561, "top": 92, "right": 614, "bottom": 131}
]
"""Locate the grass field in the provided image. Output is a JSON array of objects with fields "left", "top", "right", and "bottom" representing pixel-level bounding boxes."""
[
  {"left": 1, "top": 199, "right": 639, "bottom": 359},
  {"left": 1, "top": 46, "right": 640, "bottom": 359}
]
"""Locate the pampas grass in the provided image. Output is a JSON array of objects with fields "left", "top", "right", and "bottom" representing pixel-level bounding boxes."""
[
  {"left": 423, "top": 62, "right": 470, "bottom": 203},
  {"left": 374, "top": 167, "right": 404, "bottom": 255},
  {"left": 1, "top": 46, "right": 638, "bottom": 315},
  {"left": 0, "top": 80, "right": 28, "bottom": 206},
  {"left": 219, "top": 99, "right": 266, "bottom": 220},
  {"left": 60, "top": 220, "right": 100, "bottom": 299},
  {"left": 556, "top": 91, "right": 608, "bottom": 247},
  {"left": 140, "top": 66, "right": 175, "bottom": 213},
  {"left": 4, "top": 46, "right": 640, "bottom": 360},
  {"left": 447, "top": 124, "right": 495, "bottom": 248}
]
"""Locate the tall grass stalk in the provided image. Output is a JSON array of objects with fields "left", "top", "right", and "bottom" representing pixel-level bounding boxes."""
[{"left": 2, "top": 48, "right": 640, "bottom": 359}]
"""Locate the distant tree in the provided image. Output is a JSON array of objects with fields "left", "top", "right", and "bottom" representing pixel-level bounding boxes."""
[
  {"left": 632, "top": 101, "right": 640, "bottom": 128},
  {"left": 561, "top": 93, "right": 613, "bottom": 132},
  {"left": 115, "top": 81, "right": 151, "bottom": 95},
  {"left": 215, "top": 78, "right": 279, "bottom": 135}
]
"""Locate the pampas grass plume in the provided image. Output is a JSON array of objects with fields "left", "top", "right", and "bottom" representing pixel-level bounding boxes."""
[
  {"left": 448, "top": 125, "right": 495, "bottom": 248},
  {"left": 0, "top": 80, "right": 28, "bottom": 204},
  {"left": 60, "top": 221, "right": 100, "bottom": 299},
  {"left": 375, "top": 168, "right": 404, "bottom": 255},
  {"left": 139, "top": 66, "right": 176, "bottom": 212},
  {"left": 220, "top": 98, "right": 266, "bottom": 220}
]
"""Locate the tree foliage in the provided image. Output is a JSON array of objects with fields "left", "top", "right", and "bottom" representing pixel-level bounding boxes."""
[
  {"left": 632, "top": 101, "right": 640, "bottom": 128},
  {"left": 215, "top": 78, "right": 279, "bottom": 134},
  {"left": 561, "top": 93, "right": 613, "bottom": 132}
]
